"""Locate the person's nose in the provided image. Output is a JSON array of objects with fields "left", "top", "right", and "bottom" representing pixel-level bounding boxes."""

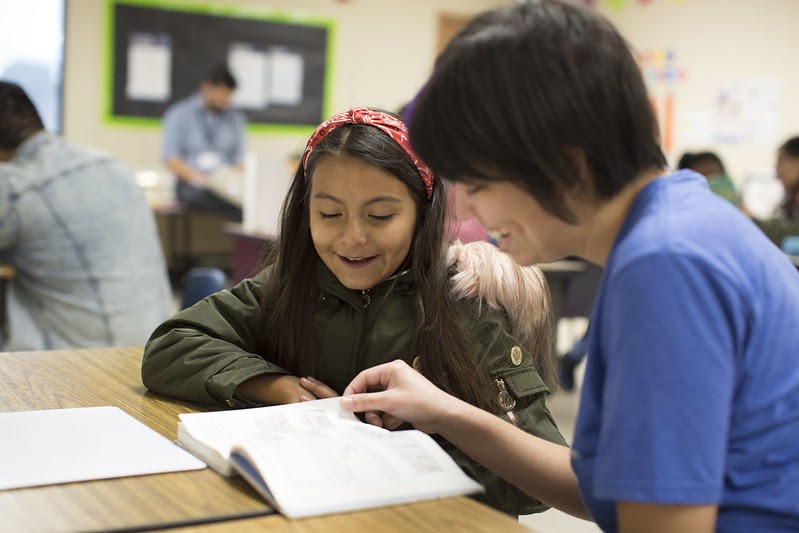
[{"left": 341, "top": 217, "right": 368, "bottom": 247}]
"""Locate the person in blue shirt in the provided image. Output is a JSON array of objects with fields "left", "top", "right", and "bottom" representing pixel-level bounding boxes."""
[
  {"left": 339, "top": 1, "right": 799, "bottom": 532},
  {"left": 161, "top": 64, "right": 245, "bottom": 219},
  {"left": 0, "top": 81, "right": 172, "bottom": 350}
]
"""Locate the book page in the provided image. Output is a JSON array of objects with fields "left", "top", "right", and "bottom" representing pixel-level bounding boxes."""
[
  {"left": 180, "top": 398, "right": 483, "bottom": 517},
  {"left": 177, "top": 398, "right": 383, "bottom": 475},
  {"left": 231, "top": 421, "right": 483, "bottom": 518}
]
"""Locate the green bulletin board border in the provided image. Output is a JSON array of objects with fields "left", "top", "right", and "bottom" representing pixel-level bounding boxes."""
[{"left": 102, "top": 0, "right": 335, "bottom": 135}]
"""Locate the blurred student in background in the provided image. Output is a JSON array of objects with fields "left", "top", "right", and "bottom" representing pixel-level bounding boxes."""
[
  {"left": 0, "top": 81, "right": 172, "bottom": 351},
  {"left": 748, "top": 136, "right": 799, "bottom": 247},
  {"left": 775, "top": 136, "right": 799, "bottom": 222},
  {"left": 677, "top": 151, "right": 739, "bottom": 206},
  {"left": 161, "top": 64, "right": 245, "bottom": 219}
]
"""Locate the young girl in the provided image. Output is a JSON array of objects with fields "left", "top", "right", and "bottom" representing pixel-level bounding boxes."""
[
  {"left": 141, "top": 107, "right": 566, "bottom": 516},
  {"left": 341, "top": 2, "right": 799, "bottom": 532}
]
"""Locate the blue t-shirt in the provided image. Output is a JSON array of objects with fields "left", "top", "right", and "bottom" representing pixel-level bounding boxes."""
[{"left": 572, "top": 171, "right": 799, "bottom": 532}]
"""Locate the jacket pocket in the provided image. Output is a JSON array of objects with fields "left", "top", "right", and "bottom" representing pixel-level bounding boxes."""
[{"left": 502, "top": 365, "right": 549, "bottom": 398}]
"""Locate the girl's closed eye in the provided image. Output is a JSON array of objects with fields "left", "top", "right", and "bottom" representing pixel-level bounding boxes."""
[
  {"left": 464, "top": 184, "right": 485, "bottom": 195},
  {"left": 319, "top": 212, "right": 341, "bottom": 219},
  {"left": 369, "top": 213, "right": 395, "bottom": 221}
]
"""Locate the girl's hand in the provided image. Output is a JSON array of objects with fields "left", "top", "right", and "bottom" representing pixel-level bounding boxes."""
[
  {"left": 236, "top": 374, "right": 319, "bottom": 404},
  {"left": 299, "top": 376, "right": 339, "bottom": 400}
]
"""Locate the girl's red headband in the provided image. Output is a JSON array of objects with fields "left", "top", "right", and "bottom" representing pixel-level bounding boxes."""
[{"left": 301, "top": 107, "right": 434, "bottom": 199}]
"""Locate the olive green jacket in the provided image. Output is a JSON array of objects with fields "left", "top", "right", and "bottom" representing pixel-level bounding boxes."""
[{"left": 142, "top": 259, "right": 566, "bottom": 516}]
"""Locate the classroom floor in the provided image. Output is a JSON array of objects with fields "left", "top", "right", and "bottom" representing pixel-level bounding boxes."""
[{"left": 518, "top": 318, "right": 602, "bottom": 533}]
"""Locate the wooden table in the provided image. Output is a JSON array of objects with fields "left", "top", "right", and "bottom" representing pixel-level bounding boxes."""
[{"left": 0, "top": 347, "right": 534, "bottom": 532}]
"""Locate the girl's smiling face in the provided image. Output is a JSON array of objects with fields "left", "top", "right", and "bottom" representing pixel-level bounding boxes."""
[{"left": 309, "top": 155, "right": 418, "bottom": 291}]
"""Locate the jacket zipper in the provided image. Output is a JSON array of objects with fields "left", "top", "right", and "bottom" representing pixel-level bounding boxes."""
[
  {"left": 361, "top": 289, "right": 371, "bottom": 308},
  {"left": 495, "top": 376, "right": 518, "bottom": 426}
]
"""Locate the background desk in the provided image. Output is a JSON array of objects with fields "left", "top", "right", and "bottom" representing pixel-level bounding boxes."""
[
  {"left": 153, "top": 202, "right": 237, "bottom": 286},
  {"left": 222, "top": 222, "right": 275, "bottom": 284},
  {"left": 0, "top": 347, "right": 533, "bottom": 532}
]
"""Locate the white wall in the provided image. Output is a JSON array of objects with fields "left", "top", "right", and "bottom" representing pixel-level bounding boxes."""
[
  {"left": 63, "top": 0, "right": 504, "bottom": 175},
  {"left": 597, "top": 0, "right": 799, "bottom": 185},
  {"left": 64, "top": 0, "right": 799, "bottom": 188}
]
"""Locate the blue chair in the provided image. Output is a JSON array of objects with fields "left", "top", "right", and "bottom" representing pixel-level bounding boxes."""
[{"left": 180, "top": 267, "right": 228, "bottom": 309}]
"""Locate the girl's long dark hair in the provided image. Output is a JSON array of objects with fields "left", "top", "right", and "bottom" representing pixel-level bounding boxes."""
[{"left": 255, "top": 116, "right": 494, "bottom": 412}]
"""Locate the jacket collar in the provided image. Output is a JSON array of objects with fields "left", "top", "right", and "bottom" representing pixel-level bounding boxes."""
[
  {"left": 13, "top": 131, "right": 53, "bottom": 162},
  {"left": 315, "top": 261, "right": 416, "bottom": 308}
]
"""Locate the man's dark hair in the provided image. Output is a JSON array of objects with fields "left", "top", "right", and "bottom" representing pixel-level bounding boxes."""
[
  {"left": 677, "top": 151, "right": 726, "bottom": 174},
  {"left": 780, "top": 136, "right": 799, "bottom": 158},
  {"left": 0, "top": 81, "right": 44, "bottom": 150},
  {"left": 408, "top": 0, "right": 667, "bottom": 223},
  {"left": 202, "top": 64, "right": 237, "bottom": 89}
]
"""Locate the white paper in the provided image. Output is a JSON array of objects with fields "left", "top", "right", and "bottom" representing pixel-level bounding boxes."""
[
  {"left": 243, "top": 151, "right": 291, "bottom": 236},
  {"left": 0, "top": 406, "right": 205, "bottom": 490},
  {"left": 714, "top": 79, "right": 781, "bottom": 147},
  {"left": 125, "top": 32, "right": 171, "bottom": 102},
  {"left": 228, "top": 43, "right": 269, "bottom": 109},
  {"left": 266, "top": 48, "right": 304, "bottom": 106}
]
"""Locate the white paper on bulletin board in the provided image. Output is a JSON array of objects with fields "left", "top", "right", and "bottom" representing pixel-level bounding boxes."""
[
  {"left": 229, "top": 42, "right": 269, "bottom": 109},
  {"left": 125, "top": 32, "right": 172, "bottom": 102},
  {"left": 713, "top": 79, "right": 781, "bottom": 147}
]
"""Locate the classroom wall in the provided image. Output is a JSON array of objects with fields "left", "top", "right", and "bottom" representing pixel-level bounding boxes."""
[
  {"left": 596, "top": 0, "right": 799, "bottom": 185},
  {"left": 63, "top": 0, "right": 503, "bottom": 177},
  {"left": 64, "top": 0, "right": 799, "bottom": 190}
]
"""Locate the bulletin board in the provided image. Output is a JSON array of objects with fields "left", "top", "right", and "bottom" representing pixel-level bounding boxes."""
[{"left": 103, "top": 0, "right": 335, "bottom": 132}]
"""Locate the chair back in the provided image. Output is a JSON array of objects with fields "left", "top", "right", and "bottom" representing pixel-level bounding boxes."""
[{"left": 181, "top": 267, "right": 228, "bottom": 309}]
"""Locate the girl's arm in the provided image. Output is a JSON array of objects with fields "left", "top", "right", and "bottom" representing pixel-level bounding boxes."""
[{"left": 141, "top": 270, "right": 290, "bottom": 406}]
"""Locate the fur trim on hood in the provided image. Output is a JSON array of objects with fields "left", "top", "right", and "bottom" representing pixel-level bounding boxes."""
[{"left": 447, "top": 240, "right": 555, "bottom": 385}]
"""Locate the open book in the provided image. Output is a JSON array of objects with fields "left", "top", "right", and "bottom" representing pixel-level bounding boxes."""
[{"left": 177, "top": 397, "right": 483, "bottom": 518}]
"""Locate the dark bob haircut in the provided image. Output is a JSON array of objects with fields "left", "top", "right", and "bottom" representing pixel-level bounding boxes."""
[{"left": 408, "top": 0, "right": 666, "bottom": 222}]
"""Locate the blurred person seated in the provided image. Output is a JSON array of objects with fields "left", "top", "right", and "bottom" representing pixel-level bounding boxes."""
[
  {"left": 0, "top": 81, "right": 172, "bottom": 350},
  {"left": 775, "top": 136, "right": 799, "bottom": 222},
  {"left": 677, "top": 150, "right": 739, "bottom": 206},
  {"left": 161, "top": 64, "right": 246, "bottom": 219},
  {"left": 748, "top": 136, "right": 799, "bottom": 247}
]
